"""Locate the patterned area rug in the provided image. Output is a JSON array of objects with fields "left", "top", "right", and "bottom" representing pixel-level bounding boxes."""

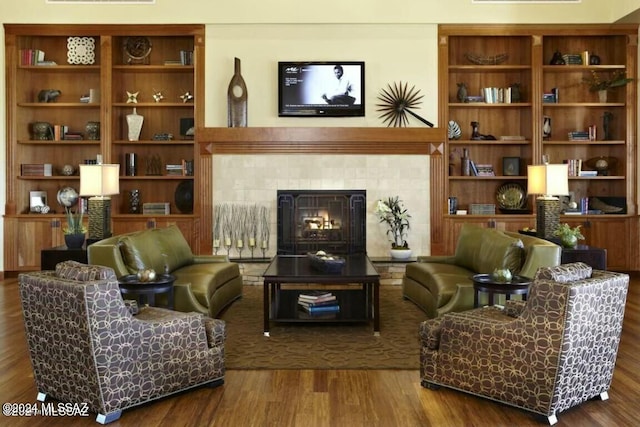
[{"left": 220, "top": 285, "right": 427, "bottom": 370}]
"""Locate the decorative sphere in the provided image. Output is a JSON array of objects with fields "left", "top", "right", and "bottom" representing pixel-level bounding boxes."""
[
  {"left": 56, "top": 186, "right": 79, "bottom": 207},
  {"left": 136, "top": 268, "right": 157, "bottom": 282},
  {"left": 491, "top": 268, "right": 513, "bottom": 283},
  {"left": 61, "top": 164, "right": 75, "bottom": 176}
]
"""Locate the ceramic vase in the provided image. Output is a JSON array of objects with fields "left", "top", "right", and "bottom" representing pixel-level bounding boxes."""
[
  {"left": 64, "top": 233, "right": 85, "bottom": 249},
  {"left": 85, "top": 121, "right": 100, "bottom": 140},
  {"left": 543, "top": 116, "right": 552, "bottom": 139},
  {"left": 560, "top": 235, "right": 578, "bottom": 249},
  {"left": 390, "top": 248, "right": 412, "bottom": 260},
  {"left": 598, "top": 90, "right": 607, "bottom": 103},
  {"left": 227, "top": 57, "right": 248, "bottom": 127},
  {"left": 126, "top": 108, "right": 144, "bottom": 141}
]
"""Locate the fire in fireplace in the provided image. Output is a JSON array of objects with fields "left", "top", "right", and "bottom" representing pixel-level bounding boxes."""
[{"left": 277, "top": 190, "right": 366, "bottom": 255}]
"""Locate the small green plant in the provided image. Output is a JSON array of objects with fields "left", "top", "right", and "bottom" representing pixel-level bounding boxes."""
[
  {"left": 553, "top": 223, "right": 584, "bottom": 248},
  {"left": 63, "top": 207, "right": 86, "bottom": 235},
  {"left": 375, "top": 196, "right": 411, "bottom": 249}
]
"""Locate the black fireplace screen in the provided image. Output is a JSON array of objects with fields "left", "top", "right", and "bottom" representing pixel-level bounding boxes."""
[{"left": 277, "top": 190, "right": 366, "bottom": 255}]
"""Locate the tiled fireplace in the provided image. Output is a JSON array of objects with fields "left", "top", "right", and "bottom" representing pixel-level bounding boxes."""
[{"left": 211, "top": 153, "right": 430, "bottom": 258}]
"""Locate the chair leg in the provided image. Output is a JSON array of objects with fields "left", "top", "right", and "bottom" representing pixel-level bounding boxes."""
[
  {"left": 600, "top": 391, "right": 609, "bottom": 401},
  {"left": 420, "top": 379, "right": 440, "bottom": 390},
  {"left": 547, "top": 414, "right": 558, "bottom": 425},
  {"left": 205, "top": 378, "right": 225, "bottom": 388},
  {"left": 36, "top": 392, "right": 47, "bottom": 402},
  {"left": 96, "top": 411, "right": 122, "bottom": 424}
]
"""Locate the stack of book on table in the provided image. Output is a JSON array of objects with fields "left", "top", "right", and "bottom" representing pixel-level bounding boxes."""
[{"left": 297, "top": 290, "right": 340, "bottom": 315}]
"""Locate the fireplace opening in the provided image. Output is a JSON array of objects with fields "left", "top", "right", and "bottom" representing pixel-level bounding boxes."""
[{"left": 277, "top": 190, "right": 366, "bottom": 255}]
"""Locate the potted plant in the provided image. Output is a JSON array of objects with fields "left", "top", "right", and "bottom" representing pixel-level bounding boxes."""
[
  {"left": 553, "top": 223, "right": 585, "bottom": 249},
  {"left": 63, "top": 207, "right": 86, "bottom": 248},
  {"left": 583, "top": 69, "right": 633, "bottom": 102},
  {"left": 375, "top": 196, "right": 412, "bottom": 259}
]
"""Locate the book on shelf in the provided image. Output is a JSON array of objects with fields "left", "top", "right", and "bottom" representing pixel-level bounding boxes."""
[
  {"left": 481, "top": 86, "right": 513, "bottom": 104},
  {"left": 298, "top": 290, "right": 333, "bottom": 301},
  {"left": 298, "top": 294, "right": 337, "bottom": 304},
  {"left": 563, "top": 159, "right": 583, "bottom": 176},
  {"left": 299, "top": 304, "right": 340, "bottom": 314},
  {"left": 298, "top": 298, "right": 338, "bottom": 308},
  {"left": 475, "top": 164, "right": 495, "bottom": 177}
]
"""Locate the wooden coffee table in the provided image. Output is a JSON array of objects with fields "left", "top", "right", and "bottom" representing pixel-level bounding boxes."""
[
  {"left": 262, "top": 254, "right": 381, "bottom": 336},
  {"left": 472, "top": 273, "right": 531, "bottom": 308}
]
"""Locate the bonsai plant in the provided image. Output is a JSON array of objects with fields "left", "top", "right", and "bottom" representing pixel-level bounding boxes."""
[
  {"left": 63, "top": 207, "right": 86, "bottom": 248},
  {"left": 553, "top": 223, "right": 585, "bottom": 249},
  {"left": 375, "top": 196, "right": 411, "bottom": 258}
]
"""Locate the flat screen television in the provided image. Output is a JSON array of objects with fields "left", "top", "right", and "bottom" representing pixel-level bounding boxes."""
[{"left": 278, "top": 61, "right": 365, "bottom": 117}]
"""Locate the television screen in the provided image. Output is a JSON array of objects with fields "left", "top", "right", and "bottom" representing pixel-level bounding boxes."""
[{"left": 278, "top": 61, "right": 365, "bottom": 117}]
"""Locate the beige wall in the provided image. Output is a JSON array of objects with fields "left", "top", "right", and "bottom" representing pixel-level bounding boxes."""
[{"left": 1, "top": 0, "right": 637, "bottom": 269}]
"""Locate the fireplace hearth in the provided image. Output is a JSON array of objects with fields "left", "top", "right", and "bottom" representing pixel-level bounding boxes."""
[{"left": 277, "top": 190, "right": 366, "bottom": 255}]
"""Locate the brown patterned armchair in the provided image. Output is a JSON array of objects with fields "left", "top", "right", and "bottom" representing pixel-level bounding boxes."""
[
  {"left": 19, "top": 261, "right": 226, "bottom": 424},
  {"left": 419, "top": 262, "right": 629, "bottom": 425}
]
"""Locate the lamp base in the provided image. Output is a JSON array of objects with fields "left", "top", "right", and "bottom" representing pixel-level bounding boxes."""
[
  {"left": 536, "top": 198, "right": 560, "bottom": 240},
  {"left": 87, "top": 197, "right": 112, "bottom": 242}
]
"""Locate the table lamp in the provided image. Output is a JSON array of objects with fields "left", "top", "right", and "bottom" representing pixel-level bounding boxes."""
[
  {"left": 527, "top": 162, "right": 569, "bottom": 239},
  {"left": 80, "top": 157, "right": 120, "bottom": 243}
]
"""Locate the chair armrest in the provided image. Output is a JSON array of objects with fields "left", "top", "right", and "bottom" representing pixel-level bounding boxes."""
[
  {"left": 87, "top": 244, "right": 131, "bottom": 277},
  {"left": 419, "top": 318, "right": 444, "bottom": 349},
  {"left": 203, "top": 317, "right": 227, "bottom": 347},
  {"left": 504, "top": 300, "right": 526, "bottom": 317},
  {"left": 193, "top": 255, "right": 231, "bottom": 264},
  {"left": 416, "top": 255, "right": 457, "bottom": 264}
]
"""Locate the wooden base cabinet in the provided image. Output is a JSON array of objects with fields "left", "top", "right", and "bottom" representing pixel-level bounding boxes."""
[{"left": 4, "top": 216, "right": 65, "bottom": 271}]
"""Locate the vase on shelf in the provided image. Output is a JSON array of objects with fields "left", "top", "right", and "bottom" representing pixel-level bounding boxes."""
[
  {"left": 126, "top": 107, "right": 144, "bottom": 141},
  {"left": 598, "top": 90, "right": 607, "bottom": 103}
]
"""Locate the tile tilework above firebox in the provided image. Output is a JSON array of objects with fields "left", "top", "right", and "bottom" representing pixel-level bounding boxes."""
[{"left": 212, "top": 154, "right": 430, "bottom": 258}]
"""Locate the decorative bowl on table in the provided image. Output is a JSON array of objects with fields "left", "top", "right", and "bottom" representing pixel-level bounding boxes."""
[{"left": 307, "top": 251, "right": 345, "bottom": 273}]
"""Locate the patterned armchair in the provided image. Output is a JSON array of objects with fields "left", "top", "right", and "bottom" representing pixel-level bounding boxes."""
[
  {"left": 419, "top": 262, "right": 629, "bottom": 425},
  {"left": 19, "top": 261, "right": 226, "bottom": 424}
]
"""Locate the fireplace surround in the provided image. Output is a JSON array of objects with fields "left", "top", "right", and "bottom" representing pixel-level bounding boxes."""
[{"left": 277, "top": 190, "right": 366, "bottom": 255}]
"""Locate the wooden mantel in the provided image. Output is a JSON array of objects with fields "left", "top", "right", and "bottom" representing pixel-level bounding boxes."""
[
  {"left": 195, "top": 126, "right": 447, "bottom": 255},
  {"left": 198, "top": 127, "right": 446, "bottom": 155}
]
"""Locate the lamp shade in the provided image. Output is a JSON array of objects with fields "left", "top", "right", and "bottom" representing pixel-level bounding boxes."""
[
  {"left": 527, "top": 164, "right": 569, "bottom": 198},
  {"left": 79, "top": 164, "right": 120, "bottom": 196}
]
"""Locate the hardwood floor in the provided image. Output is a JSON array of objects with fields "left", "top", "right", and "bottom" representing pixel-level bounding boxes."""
[{"left": 1, "top": 274, "right": 639, "bottom": 426}]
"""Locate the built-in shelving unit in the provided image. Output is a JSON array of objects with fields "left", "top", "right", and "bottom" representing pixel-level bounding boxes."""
[
  {"left": 4, "top": 24, "right": 205, "bottom": 272},
  {"left": 437, "top": 24, "right": 638, "bottom": 270}
]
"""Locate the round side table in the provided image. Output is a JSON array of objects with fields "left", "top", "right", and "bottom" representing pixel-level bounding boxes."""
[
  {"left": 471, "top": 274, "right": 531, "bottom": 308},
  {"left": 118, "top": 273, "right": 176, "bottom": 309}
]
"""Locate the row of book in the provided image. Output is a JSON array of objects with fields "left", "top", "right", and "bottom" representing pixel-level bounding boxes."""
[
  {"left": 470, "top": 161, "right": 495, "bottom": 177},
  {"left": 563, "top": 159, "right": 597, "bottom": 177},
  {"left": 480, "top": 87, "right": 517, "bottom": 104},
  {"left": 297, "top": 291, "right": 340, "bottom": 314}
]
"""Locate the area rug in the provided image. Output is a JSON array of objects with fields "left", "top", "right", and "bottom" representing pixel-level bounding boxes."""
[{"left": 220, "top": 285, "right": 428, "bottom": 370}]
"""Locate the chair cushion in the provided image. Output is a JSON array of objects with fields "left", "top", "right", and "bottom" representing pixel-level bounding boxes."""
[
  {"left": 454, "top": 226, "right": 524, "bottom": 274},
  {"left": 119, "top": 226, "right": 193, "bottom": 274},
  {"left": 56, "top": 260, "right": 116, "bottom": 281},
  {"left": 534, "top": 262, "right": 592, "bottom": 282}
]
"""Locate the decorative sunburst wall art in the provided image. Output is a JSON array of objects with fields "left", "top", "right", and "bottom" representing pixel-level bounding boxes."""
[{"left": 376, "top": 82, "right": 434, "bottom": 128}]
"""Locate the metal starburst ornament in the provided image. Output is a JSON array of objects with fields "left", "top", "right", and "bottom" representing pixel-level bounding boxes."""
[{"left": 376, "top": 82, "right": 434, "bottom": 127}]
